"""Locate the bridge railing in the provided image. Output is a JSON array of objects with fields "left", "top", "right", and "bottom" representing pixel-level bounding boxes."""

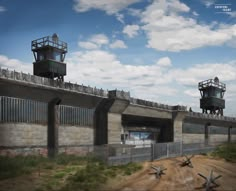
[
  {"left": 130, "top": 97, "right": 187, "bottom": 111},
  {"left": 0, "top": 68, "right": 187, "bottom": 112},
  {"left": 0, "top": 68, "right": 108, "bottom": 98},
  {"left": 187, "top": 112, "right": 236, "bottom": 121}
]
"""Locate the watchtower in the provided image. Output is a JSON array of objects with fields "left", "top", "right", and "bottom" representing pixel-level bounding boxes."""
[
  {"left": 198, "top": 77, "right": 226, "bottom": 116},
  {"left": 31, "top": 33, "right": 67, "bottom": 81}
]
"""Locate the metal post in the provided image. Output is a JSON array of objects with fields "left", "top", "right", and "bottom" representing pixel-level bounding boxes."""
[{"left": 228, "top": 126, "right": 232, "bottom": 143}]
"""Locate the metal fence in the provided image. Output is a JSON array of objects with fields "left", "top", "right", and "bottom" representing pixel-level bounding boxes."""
[
  {"left": 0, "top": 96, "right": 47, "bottom": 124},
  {"left": 92, "top": 141, "right": 227, "bottom": 165},
  {"left": 182, "top": 142, "right": 222, "bottom": 155},
  {"left": 151, "top": 142, "right": 182, "bottom": 160},
  {"left": 59, "top": 105, "right": 94, "bottom": 126},
  {"left": 0, "top": 96, "right": 94, "bottom": 126}
]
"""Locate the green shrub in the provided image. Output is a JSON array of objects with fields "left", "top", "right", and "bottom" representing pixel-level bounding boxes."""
[{"left": 211, "top": 143, "right": 236, "bottom": 162}]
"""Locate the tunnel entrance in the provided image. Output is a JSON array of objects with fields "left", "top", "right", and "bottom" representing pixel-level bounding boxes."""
[{"left": 122, "top": 114, "right": 173, "bottom": 146}]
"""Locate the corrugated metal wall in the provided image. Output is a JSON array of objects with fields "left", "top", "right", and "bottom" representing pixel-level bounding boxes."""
[
  {"left": 0, "top": 96, "right": 94, "bottom": 126},
  {"left": 59, "top": 105, "right": 94, "bottom": 126},
  {"left": 0, "top": 96, "right": 47, "bottom": 124}
]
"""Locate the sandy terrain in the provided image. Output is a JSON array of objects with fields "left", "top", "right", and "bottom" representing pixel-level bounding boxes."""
[
  {"left": 103, "top": 155, "right": 236, "bottom": 191},
  {"left": 0, "top": 155, "right": 235, "bottom": 191}
]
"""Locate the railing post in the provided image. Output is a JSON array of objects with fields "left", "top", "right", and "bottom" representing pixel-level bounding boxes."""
[{"left": 228, "top": 126, "right": 232, "bottom": 143}]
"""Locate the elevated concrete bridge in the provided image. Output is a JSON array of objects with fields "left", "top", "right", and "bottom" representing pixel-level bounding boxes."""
[{"left": 0, "top": 68, "right": 236, "bottom": 153}]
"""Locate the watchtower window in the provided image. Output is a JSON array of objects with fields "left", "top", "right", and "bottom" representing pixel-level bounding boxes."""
[
  {"left": 53, "top": 52, "right": 61, "bottom": 62},
  {"left": 203, "top": 91, "right": 208, "bottom": 98},
  {"left": 37, "top": 52, "right": 45, "bottom": 61},
  {"left": 215, "top": 89, "right": 222, "bottom": 98}
]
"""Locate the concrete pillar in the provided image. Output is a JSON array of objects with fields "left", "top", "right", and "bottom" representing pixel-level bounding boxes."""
[
  {"left": 107, "top": 90, "right": 130, "bottom": 144},
  {"left": 204, "top": 123, "right": 210, "bottom": 145},
  {"left": 94, "top": 90, "right": 130, "bottom": 145},
  {"left": 172, "top": 111, "right": 187, "bottom": 142},
  {"left": 107, "top": 99, "right": 129, "bottom": 144},
  {"left": 48, "top": 97, "right": 61, "bottom": 158},
  {"left": 228, "top": 126, "right": 232, "bottom": 143}
]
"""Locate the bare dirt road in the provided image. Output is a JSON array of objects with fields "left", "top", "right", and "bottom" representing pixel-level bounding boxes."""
[{"left": 102, "top": 155, "right": 236, "bottom": 191}]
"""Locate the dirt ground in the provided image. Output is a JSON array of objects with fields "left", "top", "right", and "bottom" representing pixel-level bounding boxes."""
[
  {"left": 102, "top": 155, "right": 236, "bottom": 191},
  {"left": 0, "top": 155, "right": 235, "bottom": 191}
]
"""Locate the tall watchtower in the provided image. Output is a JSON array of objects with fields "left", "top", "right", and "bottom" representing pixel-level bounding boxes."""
[
  {"left": 31, "top": 33, "right": 67, "bottom": 81},
  {"left": 198, "top": 77, "right": 226, "bottom": 116}
]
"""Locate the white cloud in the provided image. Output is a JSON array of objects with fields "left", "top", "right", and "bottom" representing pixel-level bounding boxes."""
[
  {"left": 65, "top": 50, "right": 175, "bottom": 97},
  {"left": 0, "top": 55, "right": 32, "bottom": 74},
  {"left": 73, "top": 0, "right": 141, "bottom": 15},
  {"left": 141, "top": 0, "right": 236, "bottom": 52},
  {"left": 0, "top": 6, "right": 6, "bottom": 12},
  {"left": 78, "top": 34, "right": 109, "bottom": 49},
  {"left": 193, "top": 11, "right": 199, "bottom": 16},
  {"left": 78, "top": 41, "right": 98, "bottom": 49},
  {"left": 115, "top": 13, "right": 125, "bottom": 23},
  {"left": 156, "top": 57, "right": 172, "bottom": 67},
  {"left": 201, "top": 0, "right": 215, "bottom": 8},
  {"left": 110, "top": 40, "right": 127, "bottom": 49},
  {"left": 184, "top": 89, "right": 200, "bottom": 98},
  {"left": 90, "top": 34, "right": 109, "bottom": 45},
  {"left": 123, "top": 24, "right": 140, "bottom": 38},
  {"left": 171, "top": 62, "right": 236, "bottom": 86},
  {"left": 127, "top": 8, "right": 142, "bottom": 17}
]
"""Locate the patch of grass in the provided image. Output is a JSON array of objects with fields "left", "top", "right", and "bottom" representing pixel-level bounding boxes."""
[
  {"left": 60, "top": 160, "right": 142, "bottom": 191},
  {"left": 0, "top": 153, "right": 143, "bottom": 191},
  {"left": 210, "top": 143, "right": 236, "bottom": 162},
  {"left": 54, "top": 171, "right": 66, "bottom": 179},
  {"left": 0, "top": 153, "right": 91, "bottom": 180},
  {"left": 0, "top": 155, "right": 46, "bottom": 180}
]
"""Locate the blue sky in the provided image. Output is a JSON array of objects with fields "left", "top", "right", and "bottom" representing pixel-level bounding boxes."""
[{"left": 0, "top": 0, "right": 236, "bottom": 116}]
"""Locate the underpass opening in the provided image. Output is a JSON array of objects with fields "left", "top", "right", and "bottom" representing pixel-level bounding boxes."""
[{"left": 122, "top": 114, "right": 173, "bottom": 146}]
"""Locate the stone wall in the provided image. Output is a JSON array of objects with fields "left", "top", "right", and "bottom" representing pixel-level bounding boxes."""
[
  {"left": 0, "top": 123, "right": 94, "bottom": 156},
  {"left": 0, "top": 123, "right": 47, "bottom": 147},
  {"left": 59, "top": 125, "right": 94, "bottom": 146},
  {"left": 182, "top": 122, "right": 236, "bottom": 144}
]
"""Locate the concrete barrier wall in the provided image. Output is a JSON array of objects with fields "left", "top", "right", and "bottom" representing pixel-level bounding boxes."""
[
  {"left": 59, "top": 125, "right": 94, "bottom": 145},
  {"left": 208, "top": 134, "right": 228, "bottom": 143},
  {"left": 183, "top": 134, "right": 205, "bottom": 144},
  {"left": 0, "top": 123, "right": 94, "bottom": 148},
  {"left": 0, "top": 123, "right": 47, "bottom": 147},
  {"left": 182, "top": 122, "right": 236, "bottom": 144}
]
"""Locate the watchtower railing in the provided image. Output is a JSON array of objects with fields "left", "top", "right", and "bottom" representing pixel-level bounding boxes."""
[
  {"left": 31, "top": 36, "right": 68, "bottom": 52},
  {"left": 198, "top": 79, "right": 226, "bottom": 91}
]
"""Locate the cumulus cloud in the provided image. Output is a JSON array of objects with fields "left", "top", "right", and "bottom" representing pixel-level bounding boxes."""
[
  {"left": 78, "top": 34, "right": 109, "bottom": 49},
  {"left": 65, "top": 50, "right": 175, "bottom": 99},
  {"left": 170, "top": 62, "right": 236, "bottom": 86},
  {"left": 141, "top": 0, "right": 236, "bottom": 52},
  {"left": 201, "top": 0, "right": 215, "bottom": 8},
  {"left": 73, "top": 0, "right": 141, "bottom": 15},
  {"left": 78, "top": 41, "right": 98, "bottom": 49},
  {"left": 156, "top": 57, "right": 172, "bottom": 67},
  {"left": 123, "top": 24, "right": 140, "bottom": 38},
  {"left": 110, "top": 40, "right": 127, "bottom": 49},
  {"left": 0, "top": 55, "right": 32, "bottom": 74}
]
